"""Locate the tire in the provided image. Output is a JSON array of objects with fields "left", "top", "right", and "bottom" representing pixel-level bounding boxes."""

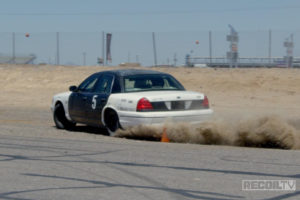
[
  {"left": 53, "top": 103, "right": 76, "bottom": 130},
  {"left": 104, "top": 110, "right": 120, "bottom": 136}
]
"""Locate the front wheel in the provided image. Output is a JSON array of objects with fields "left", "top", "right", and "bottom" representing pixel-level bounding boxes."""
[
  {"left": 53, "top": 103, "right": 76, "bottom": 130},
  {"left": 104, "top": 110, "right": 120, "bottom": 136}
]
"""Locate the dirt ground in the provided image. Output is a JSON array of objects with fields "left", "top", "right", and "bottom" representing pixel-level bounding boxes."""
[{"left": 1, "top": 64, "right": 300, "bottom": 149}]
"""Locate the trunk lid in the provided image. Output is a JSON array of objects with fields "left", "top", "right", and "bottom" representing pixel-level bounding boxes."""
[
  {"left": 126, "top": 90, "right": 204, "bottom": 102},
  {"left": 128, "top": 91, "right": 208, "bottom": 111}
]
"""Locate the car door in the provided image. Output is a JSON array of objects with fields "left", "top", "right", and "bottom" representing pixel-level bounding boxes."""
[
  {"left": 84, "top": 74, "right": 114, "bottom": 126},
  {"left": 69, "top": 74, "right": 99, "bottom": 123}
]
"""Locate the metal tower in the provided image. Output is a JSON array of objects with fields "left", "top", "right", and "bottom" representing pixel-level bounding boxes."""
[
  {"left": 227, "top": 25, "right": 239, "bottom": 68},
  {"left": 284, "top": 34, "right": 294, "bottom": 68}
]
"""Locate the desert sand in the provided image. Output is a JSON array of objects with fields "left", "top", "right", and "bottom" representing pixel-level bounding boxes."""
[{"left": 0, "top": 64, "right": 300, "bottom": 149}]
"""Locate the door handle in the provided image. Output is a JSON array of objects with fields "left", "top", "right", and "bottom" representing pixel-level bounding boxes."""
[
  {"left": 82, "top": 97, "right": 87, "bottom": 101},
  {"left": 100, "top": 98, "right": 106, "bottom": 102}
]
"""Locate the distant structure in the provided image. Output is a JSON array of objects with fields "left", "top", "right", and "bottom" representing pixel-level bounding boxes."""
[
  {"left": 186, "top": 27, "right": 299, "bottom": 68},
  {"left": 227, "top": 25, "right": 239, "bottom": 68},
  {"left": 187, "top": 57, "right": 300, "bottom": 68},
  {"left": 185, "top": 54, "right": 192, "bottom": 67},
  {"left": 284, "top": 34, "right": 294, "bottom": 68},
  {"left": 0, "top": 54, "right": 36, "bottom": 64},
  {"left": 119, "top": 62, "right": 141, "bottom": 67}
]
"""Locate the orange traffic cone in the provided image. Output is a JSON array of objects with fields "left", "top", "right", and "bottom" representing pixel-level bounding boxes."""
[{"left": 161, "top": 128, "right": 170, "bottom": 143}]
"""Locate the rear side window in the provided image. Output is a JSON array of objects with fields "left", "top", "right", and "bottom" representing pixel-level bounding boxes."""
[{"left": 124, "top": 74, "right": 184, "bottom": 92}]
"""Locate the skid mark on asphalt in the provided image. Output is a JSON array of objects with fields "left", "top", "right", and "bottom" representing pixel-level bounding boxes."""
[
  {"left": 14, "top": 173, "right": 243, "bottom": 200},
  {"left": 220, "top": 155, "right": 300, "bottom": 167}
]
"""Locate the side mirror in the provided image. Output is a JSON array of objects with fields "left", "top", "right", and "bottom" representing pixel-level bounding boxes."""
[{"left": 69, "top": 85, "right": 77, "bottom": 92}]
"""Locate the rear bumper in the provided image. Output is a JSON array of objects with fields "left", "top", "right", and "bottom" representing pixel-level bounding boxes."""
[{"left": 118, "top": 109, "right": 213, "bottom": 129}]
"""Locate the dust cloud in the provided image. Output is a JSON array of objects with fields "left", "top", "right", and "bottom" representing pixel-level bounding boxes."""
[{"left": 116, "top": 115, "right": 300, "bottom": 150}]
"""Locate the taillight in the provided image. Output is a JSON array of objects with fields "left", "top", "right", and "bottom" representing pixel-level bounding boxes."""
[
  {"left": 137, "top": 98, "right": 153, "bottom": 111},
  {"left": 203, "top": 96, "right": 209, "bottom": 108}
]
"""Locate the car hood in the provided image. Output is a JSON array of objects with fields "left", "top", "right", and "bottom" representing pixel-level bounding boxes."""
[{"left": 53, "top": 91, "right": 71, "bottom": 100}]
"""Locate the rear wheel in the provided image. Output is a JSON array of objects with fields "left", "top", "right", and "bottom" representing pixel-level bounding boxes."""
[
  {"left": 53, "top": 103, "right": 76, "bottom": 130},
  {"left": 104, "top": 109, "right": 120, "bottom": 136}
]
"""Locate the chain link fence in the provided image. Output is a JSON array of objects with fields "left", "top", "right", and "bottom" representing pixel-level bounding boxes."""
[{"left": 0, "top": 30, "right": 298, "bottom": 67}]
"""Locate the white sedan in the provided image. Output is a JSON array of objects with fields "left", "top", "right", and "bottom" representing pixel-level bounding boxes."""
[{"left": 51, "top": 69, "right": 213, "bottom": 136}]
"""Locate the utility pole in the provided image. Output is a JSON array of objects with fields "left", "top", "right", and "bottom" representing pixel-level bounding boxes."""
[
  {"left": 12, "top": 32, "right": 15, "bottom": 64},
  {"left": 56, "top": 32, "right": 60, "bottom": 65},
  {"left": 268, "top": 29, "right": 272, "bottom": 63},
  {"left": 102, "top": 31, "right": 105, "bottom": 66},
  {"left": 209, "top": 31, "right": 212, "bottom": 65},
  {"left": 152, "top": 32, "right": 158, "bottom": 67},
  {"left": 83, "top": 52, "right": 86, "bottom": 66},
  {"left": 173, "top": 53, "right": 177, "bottom": 67}
]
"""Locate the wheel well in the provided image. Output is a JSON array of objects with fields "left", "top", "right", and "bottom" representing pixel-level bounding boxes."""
[
  {"left": 104, "top": 108, "right": 119, "bottom": 126},
  {"left": 54, "top": 101, "right": 65, "bottom": 115},
  {"left": 55, "top": 101, "right": 63, "bottom": 107},
  {"left": 53, "top": 100, "right": 75, "bottom": 130},
  {"left": 103, "top": 108, "right": 122, "bottom": 133},
  {"left": 104, "top": 108, "right": 116, "bottom": 122}
]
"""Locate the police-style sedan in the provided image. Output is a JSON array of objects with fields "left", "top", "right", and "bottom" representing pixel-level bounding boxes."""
[{"left": 51, "top": 69, "right": 213, "bottom": 136}]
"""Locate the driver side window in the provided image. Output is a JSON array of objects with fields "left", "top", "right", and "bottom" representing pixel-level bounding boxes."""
[
  {"left": 94, "top": 74, "right": 113, "bottom": 94},
  {"left": 77, "top": 75, "right": 99, "bottom": 93}
]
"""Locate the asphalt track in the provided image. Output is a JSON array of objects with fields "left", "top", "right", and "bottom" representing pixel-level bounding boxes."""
[{"left": 0, "top": 107, "right": 299, "bottom": 200}]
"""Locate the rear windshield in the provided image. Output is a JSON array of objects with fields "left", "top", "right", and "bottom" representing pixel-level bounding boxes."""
[{"left": 124, "top": 74, "right": 185, "bottom": 92}]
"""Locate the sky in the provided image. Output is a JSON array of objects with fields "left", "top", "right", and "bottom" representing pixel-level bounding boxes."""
[{"left": 0, "top": 0, "right": 300, "bottom": 66}]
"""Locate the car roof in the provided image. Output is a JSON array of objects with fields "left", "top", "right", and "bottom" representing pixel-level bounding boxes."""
[{"left": 97, "top": 69, "right": 167, "bottom": 77}]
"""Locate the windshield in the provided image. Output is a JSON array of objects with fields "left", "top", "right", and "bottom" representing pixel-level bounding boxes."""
[{"left": 123, "top": 74, "right": 185, "bottom": 92}]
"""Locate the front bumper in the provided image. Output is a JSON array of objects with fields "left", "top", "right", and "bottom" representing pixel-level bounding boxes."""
[{"left": 118, "top": 109, "right": 213, "bottom": 129}]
